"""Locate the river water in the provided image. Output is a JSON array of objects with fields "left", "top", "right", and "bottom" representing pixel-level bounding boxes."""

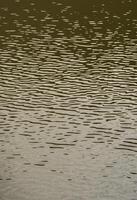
[{"left": 0, "top": 0, "right": 137, "bottom": 199}]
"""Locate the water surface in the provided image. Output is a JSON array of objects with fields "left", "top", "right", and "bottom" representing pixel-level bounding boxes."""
[{"left": 0, "top": 0, "right": 137, "bottom": 199}]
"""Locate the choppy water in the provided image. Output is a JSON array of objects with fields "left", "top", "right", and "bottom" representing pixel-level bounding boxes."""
[{"left": 0, "top": 0, "right": 137, "bottom": 199}]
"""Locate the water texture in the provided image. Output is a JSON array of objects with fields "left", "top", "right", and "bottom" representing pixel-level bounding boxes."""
[{"left": 0, "top": 0, "right": 137, "bottom": 199}]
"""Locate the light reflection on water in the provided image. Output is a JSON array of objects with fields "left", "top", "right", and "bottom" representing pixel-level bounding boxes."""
[{"left": 0, "top": 0, "right": 137, "bottom": 199}]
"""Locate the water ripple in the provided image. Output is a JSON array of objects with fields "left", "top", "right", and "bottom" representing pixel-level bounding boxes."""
[{"left": 0, "top": 1, "right": 137, "bottom": 199}]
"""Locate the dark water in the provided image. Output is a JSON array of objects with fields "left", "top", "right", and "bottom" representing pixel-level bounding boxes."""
[{"left": 0, "top": 0, "right": 137, "bottom": 199}]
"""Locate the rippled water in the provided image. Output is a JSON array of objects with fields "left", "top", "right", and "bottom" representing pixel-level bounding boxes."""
[{"left": 0, "top": 0, "right": 137, "bottom": 199}]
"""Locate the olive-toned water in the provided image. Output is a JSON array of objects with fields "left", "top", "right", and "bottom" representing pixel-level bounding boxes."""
[{"left": 0, "top": 0, "right": 137, "bottom": 199}]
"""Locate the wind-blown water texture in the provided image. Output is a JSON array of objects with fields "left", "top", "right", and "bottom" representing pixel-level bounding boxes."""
[{"left": 0, "top": 0, "right": 137, "bottom": 199}]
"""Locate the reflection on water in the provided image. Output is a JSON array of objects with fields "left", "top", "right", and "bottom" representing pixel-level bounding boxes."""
[{"left": 0, "top": 0, "right": 137, "bottom": 199}]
